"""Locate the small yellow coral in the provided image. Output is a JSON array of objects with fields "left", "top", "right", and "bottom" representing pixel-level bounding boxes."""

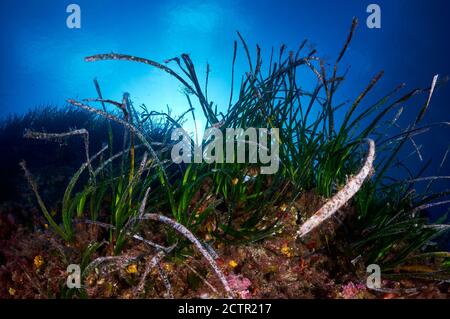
[
  {"left": 267, "top": 264, "right": 278, "bottom": 273},
  {"left": 8, "top": 287, "right": 16, "bottom": 296},
  {"left": 126, "top": 264, "right": 138, "bottom": 274},
  {"left": 163, "top": 263, "right": 173, "bottom": 272},
  {"left": 231, "top": 178, "right": 239, "bottom": 185},
  {"left": 280, "top": 244, "right": 292, "bottom": 257},
  {"left": 34, "top": 255, "right": 44, "bottom": 269},
  {"left": 228, "top": 260, "right": 238, "bottom": 268}
]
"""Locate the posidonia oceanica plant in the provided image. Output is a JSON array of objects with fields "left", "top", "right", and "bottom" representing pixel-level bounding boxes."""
[{"left": 21, "top": 18, "right": 450, "bottom": 296}]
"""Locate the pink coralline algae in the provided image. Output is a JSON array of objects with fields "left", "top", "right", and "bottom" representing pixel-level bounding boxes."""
[
  {"left": 340, "top": 282, "right": 366, "bottom": 299},
  {"left": 227, "top": 273, "right": 252, "bottom": 299}
]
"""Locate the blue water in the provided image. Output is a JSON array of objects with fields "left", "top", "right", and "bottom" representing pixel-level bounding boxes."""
[{"left": 1, "top": 0, "right": 449, "bottom": 205}]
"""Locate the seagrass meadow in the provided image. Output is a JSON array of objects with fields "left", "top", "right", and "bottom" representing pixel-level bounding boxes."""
[{"left": 1, "top": 17, "right": 450, "bottom": 299}]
